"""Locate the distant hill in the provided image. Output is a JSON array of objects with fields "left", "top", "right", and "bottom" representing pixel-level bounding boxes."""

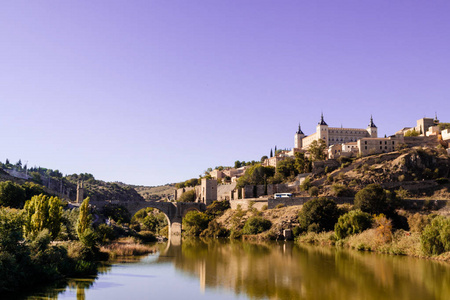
[{"left": 0, "top": 163, "right": 172, "bottom": 203}]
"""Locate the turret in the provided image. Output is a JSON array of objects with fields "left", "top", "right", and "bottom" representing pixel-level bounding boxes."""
[
  {"left": 316, "top": 113, "right": 329, "bottom": 146},
  {"left": 367, "top": 115, "right": 378, "bottom": 138},
  {"left": 294, "top": 123, "right": 305, "bottom": 149}
]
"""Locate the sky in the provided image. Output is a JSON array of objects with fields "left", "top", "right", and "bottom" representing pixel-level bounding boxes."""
[{"left": 1, "top": 1, "right": 449, "bottom": 186}]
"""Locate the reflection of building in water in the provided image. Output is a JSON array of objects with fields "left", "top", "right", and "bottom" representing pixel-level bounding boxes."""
[{"left": 199, "top": 259, "right": 206, "bottom": 293}]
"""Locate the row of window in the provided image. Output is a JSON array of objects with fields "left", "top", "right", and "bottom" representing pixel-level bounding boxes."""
[{"left": 363, "top": 140, "right": 395, "bottom": 145}]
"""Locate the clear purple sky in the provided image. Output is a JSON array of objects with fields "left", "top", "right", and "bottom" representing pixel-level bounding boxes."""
[{"left": 1, "top": 1, "right": 449, "bottom": 186}]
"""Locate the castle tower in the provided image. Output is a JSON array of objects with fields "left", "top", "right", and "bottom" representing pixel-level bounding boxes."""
[
  {"left": 76, "top": 180, "right": 84, "bottom": 204},
  {"left": 294, "top": 123, "right": 305, "bottom": 149},
  {"left": 200, "top": 178, "right": 217, "bottom": 206},
  {"left": 316, "top": 112, "right": 329, "bottom": 146},
  {"left": 367, "top": 115, "right": 378, "bottom": 138}
]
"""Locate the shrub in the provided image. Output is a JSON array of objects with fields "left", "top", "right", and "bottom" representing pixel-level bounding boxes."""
[
  {"left": 334, "top": 210, "right": 373, "bottom": 240},
  {"left": 407, "top": 213, "right": 432, "bottom": 233},
  {"left": 309, "top": 186, "right": 319, "bottom": 197},
  {"left": 0, "top": 181, "right": 26, "bottom": 208},
  {"left": 374, "top": 214, "right": 393, "bottom": 244},
  {"left": 206, "top": 200, "right": 230, "bottom": 218},
  {"left": 421, "top": 216, "right": 450, "bottom": 255},
  {"left": 182, "top": 211, "right": 210, "bottom": 236},
  {"left": 331, "top": 184, "right": 349, "bottom": 197},
  {"left": 354, "top": 184, "right": 396, "bottom": 215},
  {"left": 300, "top": 177, "right": 311, "bottom": 191},
  {"left": 201, "top": 220, "right": 229, "bottom": 237},
  {"left": 177, "top": 190, "right": 196, "bottom": 202},
  {"left": 100, "top": 204, "right": 131, "bottom": 224},
  {"left": 298, "top": 197, "right": 340, "bottom": 232},
  {"left": 242, "top": 217, "right": 272, "bottom": 235},
  {"left": 436, "top": 178, "right": 450, "bottom": 185},
  {"left": 275, "top": 203, "right": 285, "bottom": 209}
]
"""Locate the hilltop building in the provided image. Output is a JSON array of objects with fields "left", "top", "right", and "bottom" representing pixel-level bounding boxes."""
[{"left": 295, "top": 114, "right": 377, "bottom": 150}]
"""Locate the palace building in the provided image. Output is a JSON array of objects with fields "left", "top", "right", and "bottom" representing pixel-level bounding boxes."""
[{"left": 294, "top": 114, "right": 377, "bottom": 150}]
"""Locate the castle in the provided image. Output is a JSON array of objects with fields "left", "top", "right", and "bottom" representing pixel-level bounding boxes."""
[{"left": 294, "top": 113, "right": 377, "bottom": 150}]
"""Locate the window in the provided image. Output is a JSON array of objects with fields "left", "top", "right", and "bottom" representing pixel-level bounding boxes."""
[
  {"left": 365, "top": 141, "right": 367, "bottom": 144},
  {"left": 365, "top": 146, "right": 367, "bottom": 150},
  {"left": 380, "top": 141, "right": 382, "bottom": 145},
  {"left": 385, "top": 141, "right": 387, "bottom": 145},
  {"left": 385, "top": 146, "right": 387, "bottom": 149},
  {"left": 380, "top": 146, "right": 382, "bottom": 149},
  {"left": 393, "top": 141, "right": 395, "bottom": 145}
]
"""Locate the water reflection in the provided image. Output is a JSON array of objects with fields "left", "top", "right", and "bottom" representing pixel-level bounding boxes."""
[
  {"left": 163, "top": 238, "right": 450, "bottom": 300},
  {"left": 25, "top": 238, "right": 450, "bottom": 300}
]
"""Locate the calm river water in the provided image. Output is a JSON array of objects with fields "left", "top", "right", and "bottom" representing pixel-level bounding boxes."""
[{"left": 24, "top": 238, "right": 450, "bottom": 300}]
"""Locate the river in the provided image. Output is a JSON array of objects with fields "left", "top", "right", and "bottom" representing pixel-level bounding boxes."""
[{"left": 24, "top": 238, "right": 450, "bottom": 300}]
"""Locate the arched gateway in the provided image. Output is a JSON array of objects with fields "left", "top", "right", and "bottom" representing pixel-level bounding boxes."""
[{"left": 90, "top": 201, "right": 206, "bottom": 236}]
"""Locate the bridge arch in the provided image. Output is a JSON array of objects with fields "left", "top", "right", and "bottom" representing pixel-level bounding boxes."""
[{"left": 90, "top": 201, "right": 206, "bottom": 236}]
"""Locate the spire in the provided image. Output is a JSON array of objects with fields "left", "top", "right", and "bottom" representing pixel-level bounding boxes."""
[
  {"left": 369, "top": 115, "right": 377, "bottom": 128},
  {"left": 318, "top": 112, "right": 328, "bottom": 126},
  {"left": 296, "top": 123, "right": 304, "bottom": 135},
  {"left": 434, "top": 112, "right": 439, "bottom": 124}
]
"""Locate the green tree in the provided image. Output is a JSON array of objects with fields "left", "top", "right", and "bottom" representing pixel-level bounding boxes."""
[
  {"left": 354, "top": 184, "right": 397, "bottom": 215},
  {"left": 298, "top": 197, "right": 340, "bottom": 232},
  {"left": 100, "top": 204, "right": 131, "bottom": 224},
  {"left": 77, "top": 197, "right": 92, "bottom": 239},
  {"left": 178, "top": 190, "right": 196, "bottom": 202},
  {"left": 234, "top": 160, "right": 242, "bottom": 168},
  {"left": 182, "top": 211, "right": 211, "bottom": 236},
  {"left": 23, "top": 194, "right": 63, "bottom": 239},
  {"left": 308, "top": 139, "right": 327, "bottom": 161},
  {"left": 276, "top": 158, "right": 297, "bottom": 179},
  {"left": 404, "top": 128, "right": 420, "bottom": 137},
  {"left": 294, "top": 152, "right": 311, "bottom": 174},
  {"left": 242, "top": 216, "right": 272, "bottom": 235},
  {"left": 421, "top": 216, "right": 450, "bottom": 255},
  {"left": 236, "top": 165, "right": 275, "bottom": 188},
  {"left": 0, "top": 181, "right": 26, "bottom": 208},
  {"left": 260, "top": 155, "right": 268, "bottom": 163},
  {"left": 334, "top": 210, "right": 373, "bottom": 239}
]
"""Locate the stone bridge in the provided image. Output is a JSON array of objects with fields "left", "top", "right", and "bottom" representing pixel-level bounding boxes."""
[{"left": 90, "top": 201, "right": 206, "bottom": 235}]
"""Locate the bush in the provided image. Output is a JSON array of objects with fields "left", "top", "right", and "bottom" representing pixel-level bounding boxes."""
[
  {"left": 298, "top": 197, "right": 340, "bottom": 233},
  {"left": 95, "top": 224, "right": 117, "bottom": 244},
  {"left": 354, "top": 184, "right": 397, "bottom": 215},
  {"left": 182, "top": 211, "right": 211, "bottom": 236},
  {"left": 177, "top": 190, "right": 196, "bottom": 202},
  {"left": 331, "top": 184, "right": 350, "bottom": 197},
  {"left": 275, "top": 203, "right": 285, "bottom": 209},
  {"left": 309, "top": 186, "right": 319, "bottom": 197},
  {"left": 206, "top": 200, "right": 230, "bottom": 218},
  {"left": 334, "top": 210, "right": 373, "bottom": 240},
  {"left": 0, "top": 181, "right": 26, "bottom": 208},
  {"left": 201, "top": 220, "right": 229, "bottom": 237},
  {"left": 421, "top": 216, "right": 450, "bottom": 255},
  {"left": 300, "top": 177, "right": 311, "bottom": 191},
  {"left": 242, "top": 217, "right": 272, "bottom": 235},
  {"left": 100, "top": 204, "right": 131, "bottom": 224},
  {"left": 408, "top": 213, "right": 432, "bottom": 233}
]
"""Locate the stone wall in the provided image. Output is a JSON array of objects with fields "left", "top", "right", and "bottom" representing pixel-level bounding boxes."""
[
  {"left": 230, "top": 199, "right": 268, "bottom": 211},
  {"left": 268, "top": 197, "right": 354, "bottom": 209},
  {"left": 403, "top": 136, "right": 439, "bottom": 148}
]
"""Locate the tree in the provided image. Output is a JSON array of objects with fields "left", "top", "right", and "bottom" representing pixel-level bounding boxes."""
[
  {"left": 242, "top": 216, "right": 272, "bottom": 235},
  {"left": 298, "top": 197, "right": 340, "bottom": 232},
  {"left": 421, "top": 216, "right": 450, "bottom": 255},
  {"left": 276, "top": 158, "right": 297, "bottom": 179},
  {"left": 77, "top": 197, "right": 92, "bottom": 239},
  {"left": 260, "top": 156, "right": 268, "bottom": 163},
  {"left": 178, "top": 190, "right": 196, "bottom": 202},
  {"left": 334, "top": 210, "right": 373, "bottom": 239},
  {"left": 236, "top": 165, "right": 275, "bottom": 188},
  {"left": 308, "top": 139, "right": 327, "bottom": 161},
  {"left": 270, "top": 149, "right": 273, "bottom": 158},
  {"left": 234, "top": 160, "right": 242, "bottom": 169},
  {"left": 23, "top": 194, "right": 63, "bottom": 239},
  {"left": 294, "top": 152, "right": 311, "bottom": 174},
  {"left": 404, "top": 128, "right": 420, "bottom": 137},
  {"left": 0, "top": 181, "right": 26, "bottom": 208},
  {"left": 182, "top": 211, "right": 211, "bottom": 236},
  {"left": 354, "top": 184, "right": 397, "bottom": 215}
]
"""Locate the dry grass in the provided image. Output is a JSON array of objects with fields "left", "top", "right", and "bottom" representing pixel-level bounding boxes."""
[
  {"left": 297, "top": 231, "right": 336, "bottom": 246},
  {"left": 101, "top": 237, "right": 156, "bottom": 258}
]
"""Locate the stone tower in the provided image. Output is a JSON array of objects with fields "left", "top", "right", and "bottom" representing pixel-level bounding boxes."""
[
  {"left": 200, "top": 178, "right": 217, "bottom": 206},
  {"left": 76, "top": 180, "right": 84, "bottom": 204},
  {"left": 367, "top": 115, "right": 378, "bottom": 138},
  {"left": 316, "top": 113, "right": 329, "bottom": 146},
  {"left": 294, "top": 123, "right": 305, "bottom": 149}
]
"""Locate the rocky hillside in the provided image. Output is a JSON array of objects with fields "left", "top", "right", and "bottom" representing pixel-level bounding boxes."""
[{"left": 311, "top": 147, "right": 450, "bottom": 199}]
